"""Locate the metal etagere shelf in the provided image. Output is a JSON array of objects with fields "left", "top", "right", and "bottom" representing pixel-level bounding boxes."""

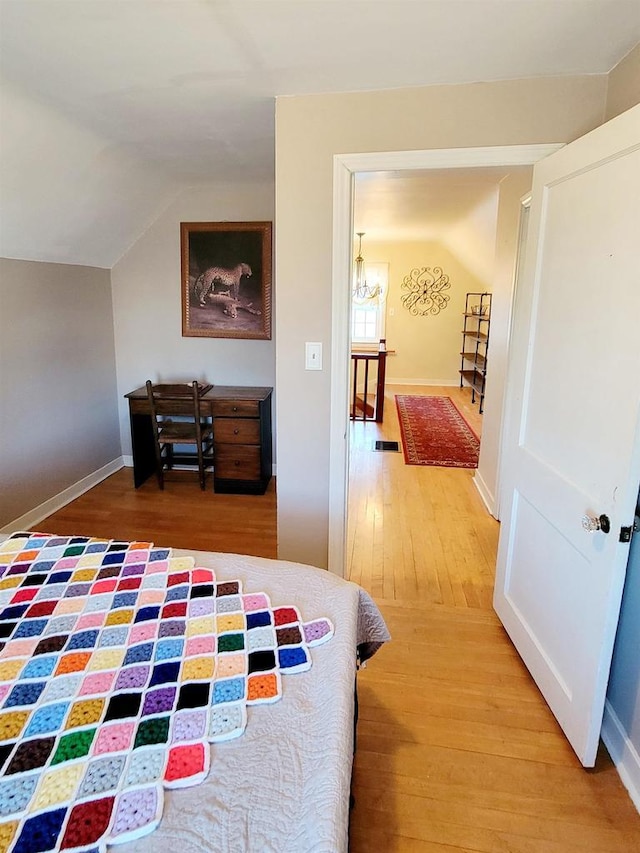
[{"left": 459, "top": 292, "right": 492, "bottom": 413}]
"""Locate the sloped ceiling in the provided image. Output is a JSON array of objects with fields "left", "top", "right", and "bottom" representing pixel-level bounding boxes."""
[
  {"left": 0, "top": 79, "right": 182, "bottom": 268},
  {"left": 354, "top": 168, "right": 529, "bottom": 283},
  {"left": 1, "top": 1, "right": 639, "bottom": 267}
]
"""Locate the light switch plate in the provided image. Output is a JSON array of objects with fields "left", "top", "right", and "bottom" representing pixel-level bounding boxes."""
[{"left": 305, "top": 342, "right": 322, "bottom": 370}]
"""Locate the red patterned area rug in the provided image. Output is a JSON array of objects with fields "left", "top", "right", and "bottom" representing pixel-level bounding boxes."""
[{"left": 395, "top": 395, "right": 480, "bottom": 468}]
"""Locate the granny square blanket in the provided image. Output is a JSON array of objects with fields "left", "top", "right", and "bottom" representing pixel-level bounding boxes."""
[{"left": 0, "top": 533, "right": 333, "bottom": 853}]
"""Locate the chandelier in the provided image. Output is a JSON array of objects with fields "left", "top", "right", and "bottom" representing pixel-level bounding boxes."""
[{"left": 352, "top": 232, "right": 381, "bottom": 302}]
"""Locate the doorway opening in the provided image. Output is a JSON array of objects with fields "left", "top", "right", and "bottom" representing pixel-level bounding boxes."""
[
  {"left": 328, "top": 145, "right": 563, "bottom": 577},
  {"left": 347, "top": 165, "right": 530, "bottom": 597}
]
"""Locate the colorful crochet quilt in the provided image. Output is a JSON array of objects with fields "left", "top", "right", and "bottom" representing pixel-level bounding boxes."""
[{"left": 0, "top": 533, "right": 334, "bottom": 852}]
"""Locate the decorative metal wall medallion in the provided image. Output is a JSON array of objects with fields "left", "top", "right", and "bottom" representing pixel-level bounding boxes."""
[{"left": 401, "top": 267, "right": 451, "bottom": 316}]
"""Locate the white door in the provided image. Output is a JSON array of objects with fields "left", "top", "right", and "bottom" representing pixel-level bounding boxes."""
[{"left": 494, "top": 105, "right": 640, "bottom": 767}]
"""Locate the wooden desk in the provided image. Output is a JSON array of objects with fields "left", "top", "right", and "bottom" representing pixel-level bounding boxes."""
[{"left": 125, "top": 385, "right": 273, "bottom": 494}]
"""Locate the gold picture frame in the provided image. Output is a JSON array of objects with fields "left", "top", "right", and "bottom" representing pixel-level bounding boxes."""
[{"left": 181, "top": 221, "right": 272, "bottom": 339}]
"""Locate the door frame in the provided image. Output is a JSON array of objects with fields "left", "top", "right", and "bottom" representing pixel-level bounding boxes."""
[
  {"left": 494, "top": 191, "right": 531, "bottom": 521},
  {"left": 328, "top": 144, "right": 563, "bottom": 576}
]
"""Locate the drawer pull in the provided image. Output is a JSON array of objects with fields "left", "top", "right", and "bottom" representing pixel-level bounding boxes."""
[
  {"left": 233, "top": 406, "right": 238, "bottom": 412},
  {"left": 234, "top": 460, "right": 240, "bottom": 466},
  {"left": 233, "top": 428, "right": 239, "bottom": 435}
]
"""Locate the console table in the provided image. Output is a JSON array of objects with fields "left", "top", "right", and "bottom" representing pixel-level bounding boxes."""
[
  {"left": 125, "top": 385, "right": 273, "bottom": 494},
  {"left": 350, "top": 339, "right": 388, "bottom": 422}
]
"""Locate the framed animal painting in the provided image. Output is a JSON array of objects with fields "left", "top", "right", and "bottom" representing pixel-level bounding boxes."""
[{"left": 181, "top": 221, "right": 272, "bottom": 339}]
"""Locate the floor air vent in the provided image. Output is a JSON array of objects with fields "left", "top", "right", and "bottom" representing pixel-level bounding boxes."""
[{"left": 374, "top": 440, "right": 400, "bottom": 452}]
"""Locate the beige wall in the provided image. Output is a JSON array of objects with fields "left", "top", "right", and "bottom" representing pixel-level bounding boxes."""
[
  {"left": 275, "top": 74, "right": 607, "bottom": 568},
  {"left": 111, "top": 183, "right": 276, "bottom": 459},
  {"left": 0, "top": 258, "right": 120, "bottom": 527},
  {"left": 605, "top": 42, "right": 640, "bottom": 121},
  {"left": 366, "top": 239, "right": 491, "bottom": 384}
]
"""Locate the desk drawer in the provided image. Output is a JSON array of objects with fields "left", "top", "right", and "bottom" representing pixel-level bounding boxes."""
[
  {"left": 129, "top": 399, "right": 204, "bottom": 416},
  {"left": 215, "top": 445, "right": 261, "bottom": 479},
  {"left": 212, "top": 400, "right": 259, "bottom": 418},
  {"left": 214, "top": 419, "right": 260, "bottom": 445}
]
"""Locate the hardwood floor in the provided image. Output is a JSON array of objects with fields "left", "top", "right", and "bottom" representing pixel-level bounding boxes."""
[
  {"left": 39, "top": 468, "right": 277, "bottom": 558},
  {"left": 36, "top": 392, "right": 639, "bottom": 850},
  {"left": 348, "top": 384, "right": 640, "bottom": 851},
  {"left": 348, "top": 384, "right": 495, "bottom": 607}
]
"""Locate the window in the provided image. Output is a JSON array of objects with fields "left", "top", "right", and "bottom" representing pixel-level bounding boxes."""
[{"left": 351, "top": 262, "right": 388, "bottom": 345}]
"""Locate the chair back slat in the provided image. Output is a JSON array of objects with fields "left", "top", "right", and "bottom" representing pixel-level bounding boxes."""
[{"left": 145, "top": 380, "right": 213, "bottom": 490}]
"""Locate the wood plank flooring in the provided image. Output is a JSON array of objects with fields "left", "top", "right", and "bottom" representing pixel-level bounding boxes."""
[
  {"left": 348, "top": 385, "right": 495, "bottom": 608},
  {"left": 39, "top": 468, "right": 277, "bottom": 558},
  {"left": 36, "top": 388, "right": 639, "bottom": 850},
  {"left": 348, "top": 384, "right": 640, "bottom": 851}
]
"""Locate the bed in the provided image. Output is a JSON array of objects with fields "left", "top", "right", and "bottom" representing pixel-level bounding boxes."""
[{"left": 0, "top": 532, "right": 389, "bottom": 853}]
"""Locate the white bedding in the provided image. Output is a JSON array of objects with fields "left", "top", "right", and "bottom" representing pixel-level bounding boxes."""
[{"left": 108, "top": 549, "right": 390, "bottom": 853}]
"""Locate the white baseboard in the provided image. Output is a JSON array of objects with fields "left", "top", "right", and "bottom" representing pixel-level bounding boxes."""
[
  {"left": 602, "top": 699, "right": 640, "bottom": 813},
  {"left": 473, "top": 471, "right": 496, "bottom": 518},
  {"left": 387, "top": 378, "right": 459, "bottom": 387},
  {"left": 0, "top": 457, "right": 125, "bottom": 534}
]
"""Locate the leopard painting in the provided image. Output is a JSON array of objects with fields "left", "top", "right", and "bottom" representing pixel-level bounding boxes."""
[{"left": 193, "top": 262, "right": 252, "bottom": 306}]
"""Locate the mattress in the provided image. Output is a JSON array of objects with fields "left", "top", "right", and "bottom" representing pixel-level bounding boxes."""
[{"left": 0, "top": 538, "right": 389, "bottom": 853}]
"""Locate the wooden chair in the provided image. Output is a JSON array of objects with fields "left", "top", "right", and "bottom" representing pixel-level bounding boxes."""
[{"left": 145, "top": 381, "right": 214, "bottom": 490}]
